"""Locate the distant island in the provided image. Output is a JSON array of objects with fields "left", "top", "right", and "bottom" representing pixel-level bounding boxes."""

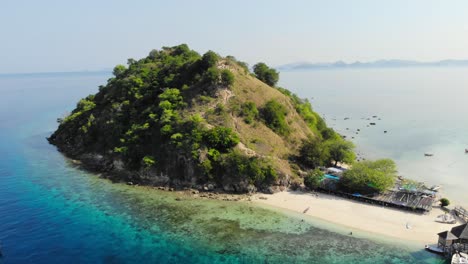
[{"left": 277, "top": 59, "right": 468, "bottom": 71}]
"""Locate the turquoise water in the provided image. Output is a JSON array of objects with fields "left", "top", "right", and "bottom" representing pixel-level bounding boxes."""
[
  {"left": 0, "top": 73, "right": 445, "bottom": 263},
  {"left": 324, "top": 174, "right": 340, "bottom": 180},
  {"left": 281, "top": 68, "right": 468, "bottom": 207}
]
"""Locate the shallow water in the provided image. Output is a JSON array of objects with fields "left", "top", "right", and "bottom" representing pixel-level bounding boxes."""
[
  {"left": 0, "top": 73, "right": 445, "bottom": 263},
  {"left": 281, "top": 68, "right": 468, "bottom": 207}
]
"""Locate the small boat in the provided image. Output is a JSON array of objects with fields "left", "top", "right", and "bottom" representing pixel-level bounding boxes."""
[
  {"left": 452, "top": 252, "right": 468, "bottom": 264},
  {"left": 303, "top": 207, "right": 310, "bottom": 214},
  {"left": 435, "top": 214, "right": 457, "bottom": 224},
  {"left": 424, "top": 153, "right": 434, "bottom": 157},
  {"left": 425, "top": 245, "right": 444, "bottom": 255},
  {"left": 465, "top": 149, "right": 468, "bottom": 154},
  {"left": 430, "top": 185, "right": 441, "bottom": 191}
]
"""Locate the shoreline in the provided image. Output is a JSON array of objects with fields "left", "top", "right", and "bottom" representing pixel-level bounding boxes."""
[
  {"left": 251, "top": 190, "right": 458, "bottom": 246},
  {"left": 68, "top": 155, "right": 458, "bottom": 248}
]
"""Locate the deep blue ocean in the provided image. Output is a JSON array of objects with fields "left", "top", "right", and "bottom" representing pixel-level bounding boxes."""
[{"left": 0, "top": 72, "right": 446, "bottom": 263}]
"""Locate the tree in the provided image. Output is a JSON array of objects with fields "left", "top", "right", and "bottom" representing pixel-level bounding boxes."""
[
  {"left": 204, "top": 67, "right": 220, "bottom": 85},
  {"left": 113, "top": 64, "right": 126, "bottom": 77},
  {"left": 253, "top": 62, "right": 279, "bottom": 86},
  {"left": 325, "top": 139, "right": 355, "bottom": 166},
  {"left": 201, "top": 51, "right": 219, "bottom": 69},
  {"left": 439, "top": 198, "right": 450, "bottom": 207},
  {"left": 340, "top": 159, "right": 397, "bottom": 194},
  {"left": 298, "top": 138, "right": 329, "bottom": 168},
  {"left": 158, "top": 88, "right": 185, "bottom": 108},
  {"left": 203, "top": 127, "right": 240, "bottom": 152},
  {"left": 304, "top": 169, "right": 324, "bottom": 190}
]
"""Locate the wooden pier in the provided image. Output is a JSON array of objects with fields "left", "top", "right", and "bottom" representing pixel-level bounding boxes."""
[
  {"left": 317, "top": 187, "right": 432, "bottom": 213},
  {"left": 455, "top": 207, "right": 468, "bottom": 222},
  {"left": 319, "top": 177, "right": 436, "bottom": 213}
]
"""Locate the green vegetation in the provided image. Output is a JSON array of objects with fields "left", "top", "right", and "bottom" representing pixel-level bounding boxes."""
[
  {"left": 49, "top": 44, "right": 351, "bottom": 193},
  {"left": 261, "top": 100, "right": 290, "bottom": 136},
  {"left": 203, "top": 127, "right": 240, "bottom": 152},
  {"left": 340, "top": 159, "right": 397, "bottom": 194},
  {"left": 298, "top": 137, "right": 355, "bottom": 168},
  {"left": 221, "top": 69, "right": 235, "bottom": 87},
  {"left": 439, "top": 198, "right": 450, "bottom": 207},
  {"left": 304, "top": 169, "right": 324, "bottom": 190},
  {"left": 276, "top": 87, "right": 332, "bottom": 139},
  {"left": 240, "top": 102, "right": 259, "bottom": 124},
  {"left": 142, "top": 156, "right": 156, "bottom": 167},
  {"left": 298, "top": 138, "right": 328, "bottom": 168},
  {"left": 222, "top": 150, "right": 278, "bottom": 186},
  {"left": 326, "top": 140, "right": 355, "bottom": 166},
  {"left": 253, "top": 62, "right": 279, "bottom": 86}
]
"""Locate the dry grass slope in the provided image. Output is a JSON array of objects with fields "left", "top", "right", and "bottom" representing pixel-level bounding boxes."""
[{"left": 184, "top": 60, "right": 317, "bottom": 178}]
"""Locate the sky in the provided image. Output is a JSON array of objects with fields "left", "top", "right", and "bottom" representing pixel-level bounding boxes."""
[{"left": 1, "top": 0, "right": 468, "bottom": 73}]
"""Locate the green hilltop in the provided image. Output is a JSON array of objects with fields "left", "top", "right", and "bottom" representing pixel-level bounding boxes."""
[{"left": 48, "top": 44, "right": 355, "bottom": 193}]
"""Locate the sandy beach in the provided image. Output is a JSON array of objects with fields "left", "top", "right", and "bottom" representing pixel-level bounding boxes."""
[{"left": 252, "top": 191, "right": 459, "bottom": 245}]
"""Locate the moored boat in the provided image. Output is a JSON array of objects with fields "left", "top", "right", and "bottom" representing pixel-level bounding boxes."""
[
  {"left": 425, "top": 245, "right": 445, "bottom": 255},
  {"left": 435, "top": 214, "right": 457, "bottom": 224},
  {"left": 452, "top": 252, "right": 468, "bottom": 264},
  {"left": 424, "top": 153, "right": 434, "bottom": 157}
]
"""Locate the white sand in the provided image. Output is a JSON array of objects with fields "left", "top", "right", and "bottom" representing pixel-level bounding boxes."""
[{"left": 252, "top": 191, "right": 458, "bottom": 245}]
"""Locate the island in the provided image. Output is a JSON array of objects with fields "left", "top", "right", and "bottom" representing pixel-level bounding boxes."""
[
  {"left": 48, "top": 44, "right": 356, "bottom": 194},
  {"left": 48, "top": 45, "right": 467, "bottom": 258}
]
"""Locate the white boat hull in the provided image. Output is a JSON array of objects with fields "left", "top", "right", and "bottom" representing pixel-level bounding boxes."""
[{"left": 452, "top": 252, "right": 468, "bottom": 264}]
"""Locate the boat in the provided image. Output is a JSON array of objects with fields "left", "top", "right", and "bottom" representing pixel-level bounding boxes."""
[
  {"left": 435, "top": 214, "right": 457, "bottom": 224},
  {"left": 430, "top": 185, "right": 441, "bottom": 191},
  {"left": 465, "top": 149, "right": 468, "bottom": 154},
  {"left": 425, "top": 245, "right": 445, "bottom": 255},
  {"left": 452, "top": 252, "right": 468, "bottom": 264},
  {"left": 424, "top": 153, "right": 434, "bottom": 157}
]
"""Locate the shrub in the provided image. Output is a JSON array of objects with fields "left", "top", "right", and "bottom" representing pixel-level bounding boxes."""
[
  {"left": 142, "top": 156, "right": 156, "bottom": 167},
  {"left": 240, "top": 102, "right": 259, "bottom": 124},
  {"left": 261, "top": 100, "right": 290, "bottom": 136},
  {"left": 304, "top": 169, "right": 324, "bottom": 190},
  {"left": 204, "top": 67, "right": 220, "bottom": 85},
  {"left": 222, "top": 150, "right": 278, "bottom": 186},
  {"left": 221, "top": 69, "right": 235, "bottom": 87},
  {"left": 439, "top": 198, "right": 450, "bottom": 207},
  {"left": 203, "top": 127, "right": 240, "bottom": 152}
]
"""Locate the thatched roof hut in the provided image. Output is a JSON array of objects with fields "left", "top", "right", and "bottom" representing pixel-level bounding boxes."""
[
  {"left": 450, "top": 224, "right": 468, "bottom": 240},
  {"left": 438, "top": 230, "right": 458, "bottom": 248}
]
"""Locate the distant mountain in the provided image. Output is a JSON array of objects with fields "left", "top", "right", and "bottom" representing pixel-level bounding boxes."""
[{"left": 277, "top": 59, "right": 468, "bottom": 71}]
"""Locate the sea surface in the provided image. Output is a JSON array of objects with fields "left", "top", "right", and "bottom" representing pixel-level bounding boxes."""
[
  {"left": 281, "top": 68, "right": 468, "bottom": 208},
  {"left": 0, "top": 72, "right": 447, "bottom": 263}
]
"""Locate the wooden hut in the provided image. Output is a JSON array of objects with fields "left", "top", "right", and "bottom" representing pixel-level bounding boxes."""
[
  {"left": 438, "top": 230, "right": 458, "bottom": 250},
  {"left": 450, "top": 223, "right": 468, "bottom": 253},
  {"left": 438, "top": 224, "right": 468, "bottom": 255}
]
